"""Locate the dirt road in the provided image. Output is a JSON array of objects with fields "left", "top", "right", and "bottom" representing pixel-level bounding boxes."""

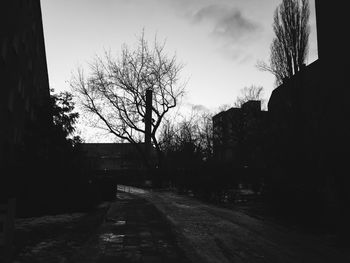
[{"left": 119, "top": 185, "right": 350, "bottom": 263}]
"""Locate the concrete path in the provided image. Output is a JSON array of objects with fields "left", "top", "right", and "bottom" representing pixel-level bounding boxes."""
[
  {"left": 121, "top": 185, "right": 350, "bottom": 263},
  {"left": 70, "top": 191, "right": 191, "bottom": 263}
]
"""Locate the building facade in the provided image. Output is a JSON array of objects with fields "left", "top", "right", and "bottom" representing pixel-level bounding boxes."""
[
  {"left": 1, "top": 0, "right": 50, "bottom": 197},
  {"left": 213, "top": 100, "right": 267, "bottom": 169},
  {"left": 81, "top": 143, "right": 156, "bottom": 176},
  {"left": 267, "top": 0, "right": 350, "bottom": 225}
]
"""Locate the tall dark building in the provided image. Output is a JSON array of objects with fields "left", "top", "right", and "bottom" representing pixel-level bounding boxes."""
[
  {"left": 213, "top": 101, "right": 267, "bottom": 169},
  {"left": 1, "top": 1, "right": 50, "bottom": 197},
  {"left": 268, "top": 0, "right": 349, "bottom": 176},
  {"left": 267, "top": 0, "right": 350, "bottom": 226}
]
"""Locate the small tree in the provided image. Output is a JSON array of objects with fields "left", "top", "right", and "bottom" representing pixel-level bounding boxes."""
[
  {"left": 257, "top": 0, "right": 310, "bottom": 85},
  {"left": 71, "top": 32, "right": 185, "bottom": 167},
  {"left": 51, "top": 91, "right": 81, "bottom": 146}
]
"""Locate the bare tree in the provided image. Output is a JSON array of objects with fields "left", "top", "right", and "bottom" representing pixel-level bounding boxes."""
[
  {"left": 159, "top": 107, "right": 213, "bottom": 162},
  {"left": 198, "top": 111, "right": 214, "bottom": 160},
  {"left": 257, "top": 0, "right": 310, "bottom": 86},
  {"left": 158, "top": 118, "right": 178, "bottom": 155},
  {"left": 217, "top": 104, "right": 232, "bottom": 113},
  {"left": 234, "top": 85, "right": 264, "bottom": 108},
  {"left": 71, "top": 32, "right": 185, "bottom": 167}
]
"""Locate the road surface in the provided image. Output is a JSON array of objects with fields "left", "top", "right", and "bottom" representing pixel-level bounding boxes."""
[{"left": 118, "top": 185, "right": 350, "bottom": 263}]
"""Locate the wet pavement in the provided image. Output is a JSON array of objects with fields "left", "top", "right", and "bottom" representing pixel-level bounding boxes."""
[
  {"left": 70, "top": 192, "right": 191, "bottom": 263},
  {"left": 12, "top": 203, "right": 109, "bottom": 263},
  {"left": 12, "top": 186, "right": 350, "bottom": 263}
]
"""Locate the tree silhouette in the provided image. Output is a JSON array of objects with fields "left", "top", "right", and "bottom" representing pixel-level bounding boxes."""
[
  {"left": 159, "top": 108, "right": 213, "bottom": 163},
  {"left": 15, "top": 90, "right": 89, "bottom": 216},
  {"left": 234, "top": 85, "right": 264, "bottom": 108},
  {"left": 258, "top": 0, "right": 310, "bottom": 85},
  {"left": 71, "top": 32, "right": 185, "bottom": 167},
  {"left": 51, "top": 91, "right": 81, "bottom": 146}
]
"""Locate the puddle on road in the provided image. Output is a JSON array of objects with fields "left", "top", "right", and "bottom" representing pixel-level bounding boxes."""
[
  {"left": 100, "top": 233, "right": 125, "bottom": 243},
  {"left": 173, "top": 202, "right": 192, "bottom": 209},
  {"left": 30, "top": 240, "right": 60, "bottom": 253},
  {"left": 105, "top": 218, "right": 127, "bottom": 226},
  {"left": 114, "top": 220, "right": 126, "bottom": 226},
  {"left": 16, "top": 238, "right": 77, "bottom": 262},
  {"left": 116, "top": 193, "right": 134, "bottom": 200}
]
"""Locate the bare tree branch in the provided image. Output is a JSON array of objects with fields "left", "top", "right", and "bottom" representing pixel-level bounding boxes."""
[
  {"left": 234, "top": 85, "right": 265, "bottom": 108},
  {"left": 71, "top": 31, "right": 185, "bottom": 166},
  {"left": 257, "top": 0, "right": 310, "bottom": 86}
]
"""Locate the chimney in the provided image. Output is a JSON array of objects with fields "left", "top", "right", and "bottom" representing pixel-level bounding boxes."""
[{"left": 145, "top": 89, "right": 152, "bottom": 146}]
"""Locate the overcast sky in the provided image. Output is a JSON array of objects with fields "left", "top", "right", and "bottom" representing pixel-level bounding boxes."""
[{"left": 41, "top": 0, "right": 317, "bottom": 141}]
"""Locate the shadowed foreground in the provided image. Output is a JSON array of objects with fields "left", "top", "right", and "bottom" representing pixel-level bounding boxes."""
[
  {"left": 12, "top": 203, "right": 109, "bottom": 263},
  {"left": 123, "top": 186, "right": 350, "bottom": 263},
  {"left": 70, "top": 192, "right": 191, "bottom": 263}
]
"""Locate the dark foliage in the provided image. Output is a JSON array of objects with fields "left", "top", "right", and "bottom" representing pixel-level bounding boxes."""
[{"left": 15, "top": 91, "right": 102, "bottom": 217}]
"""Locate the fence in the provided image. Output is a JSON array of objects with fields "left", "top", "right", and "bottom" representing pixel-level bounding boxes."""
[{"left": 0, "top": 198, "right": 16, "bottom": 263}]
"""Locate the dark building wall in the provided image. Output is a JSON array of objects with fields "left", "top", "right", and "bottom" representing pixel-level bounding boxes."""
[
  {"left": 267, "top": 58, "right": 349, "bottom": 228},
  {"left": 213, "top": 108, "right": 238, "bottom": 164},
  {"left": 315, "top": 0, "right": 348, "bottom": 67},
  {"left": 267, "top": 1, "right": 350, "bottom": 225},
  {"left": 315, "top": 0, "right": 349, "bottom": 175},
  {"left": 268, "top": 0, "right": 349, "bottom": 177},
  {"left": 241, "top": 101, "right": 268, "bottom": 169},
  {"left": 268, "top": 61, "right": 323, "bottom": 170},
  {"left": 1, "top": 0, "right": 50, "bottom": 196},
  {"left": 213, "top": 101, "right": 267, "bottom": 169},
  {"left": 81, "top": 143, "right": 155, "bottom": 174},
  {"left": 213, "top": 108, "right": 242, "bottom": 165}
]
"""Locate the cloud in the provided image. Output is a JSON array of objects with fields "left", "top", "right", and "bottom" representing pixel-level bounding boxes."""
[
  {"left": 144, "top": 0, "right": 263, "bottom": 62},
  {"left": 185, "top": 3, "right": 263, "bottom": 62},
  {"left": 184, "top": 102, "right": 210, "bottom": 112},
  {"left": 191, "top": 4, "right": 261, "bottom": 43},
  {"left": 191, "top": 103, "right": 209, "bottom": 112},
  {"left": 216, "top": 42, "right": 254, "bottom": 63}
]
